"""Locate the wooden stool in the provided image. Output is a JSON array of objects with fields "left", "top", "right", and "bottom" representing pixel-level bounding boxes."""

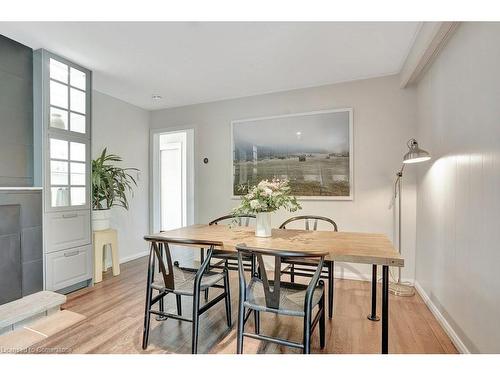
[{"left": 93, "top": 229, "right": 120, "bottom": 283}]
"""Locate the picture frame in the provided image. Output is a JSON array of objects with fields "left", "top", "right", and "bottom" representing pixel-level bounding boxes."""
[{"left": 231, "top": 108, "right": 353, "bottom": 200}]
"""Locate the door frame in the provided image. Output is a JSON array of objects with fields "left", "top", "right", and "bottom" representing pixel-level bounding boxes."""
[{"left": 150, "top": 127, "right": 195, "bottom": 233}]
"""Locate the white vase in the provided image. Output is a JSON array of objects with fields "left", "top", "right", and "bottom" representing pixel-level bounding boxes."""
[
  {"left": 255, "top": 212, "right": 272, "bottom": 237},
  {"left": 92, "top": 209, "right": 111, "bottom": 231},
  {"left": 50, "top": 113, "right": 66, "bottom": 129}
]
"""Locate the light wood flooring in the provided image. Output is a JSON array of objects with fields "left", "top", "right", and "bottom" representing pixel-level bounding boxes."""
[{"left": 25, "top": 257, "right": 458, "bottom": 354}]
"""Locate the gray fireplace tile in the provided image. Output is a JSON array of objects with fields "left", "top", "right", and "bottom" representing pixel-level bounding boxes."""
[
  {"left": 0, "top": 205, "right": 21, "bottom": 235},
  {"left": 0, "top": 192, "right": 42, "bottom": 303},
  {"left": 0, "top": 234, "right": 22, "bottom": 305},
  {"left": 0, "top": 192, "right": 42, "bottom": 228},
  {"left": 20, "top": 193, "right": 43, "bottom": 228},
  {"left": 22, "top": 259, "right": 43, "bottom": 296},
  {"left": 21, "top": 226, "right": 42, "bottom": 263}
]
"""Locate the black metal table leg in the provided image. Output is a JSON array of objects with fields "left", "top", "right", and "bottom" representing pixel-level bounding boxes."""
[
  {"left": 328, "top": 261, "right": 334, "bottom": 319},
  {"left": 367, "top": 264, "right": 380, "bottom": 321},
  {"left": 382, "top": 265, "right": 389, "bottom": 354}
]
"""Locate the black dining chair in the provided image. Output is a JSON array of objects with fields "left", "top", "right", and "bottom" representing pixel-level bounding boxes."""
[
  {"left": 207, "top": 214, "right": 256, "bottom": 271},
  {"left": 236, "top": 243, "right": 326, "bottom": 354},
  {"left": 199, "top": 214, "right": 256, "bottom": 301},
  {"left": 142, "top": 238, "right": 231, "bottom": 354},
  {"left": 279, "top": 215, "right": 338, "bottom": 319}
]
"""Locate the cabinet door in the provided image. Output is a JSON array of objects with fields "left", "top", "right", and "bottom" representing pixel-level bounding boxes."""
[
  {"left": 46, "top": 135, "right": 90, "bottom": 211},
  {"left": 45, "top": 210, "right": 91, "bottom": 253},
  {"left": 45, "top": 245, "right": 92, "bottom": 291},
  {"left": 47, "top": 56, "right": 91, "bottom": 138}
]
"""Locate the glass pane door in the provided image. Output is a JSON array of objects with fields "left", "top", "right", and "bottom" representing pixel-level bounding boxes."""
[
  {"left": 49, "top": 58, "right": 87, "bottom": 135},
  {"left": 49, "top": 137, "right": 87, "bottom": 208}
]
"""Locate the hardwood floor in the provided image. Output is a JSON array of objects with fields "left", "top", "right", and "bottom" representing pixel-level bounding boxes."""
[{"left": 27, "top": 256, "right": 457, "bottom": 354}]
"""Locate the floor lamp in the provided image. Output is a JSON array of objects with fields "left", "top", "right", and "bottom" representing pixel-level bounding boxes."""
[{"left": 390, "top": 138, "right": 431, "bottom": 297}]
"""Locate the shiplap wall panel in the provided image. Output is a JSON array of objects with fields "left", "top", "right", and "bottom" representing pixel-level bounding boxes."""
[{"left": 416, "top": 22, "right": 500, "bottom": 353}]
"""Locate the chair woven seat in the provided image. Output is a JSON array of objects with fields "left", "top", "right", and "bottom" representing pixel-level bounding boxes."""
[
  {"left": 212, "top": 249, "right": 251, "bottom": 260},
  {"left": 244, "top": 278, "right": 324, "bottom": 317},
  {"left": 281, "top": 257, "right": 322, "bottom": 266},
  {"left": 152, "top": 266, "right": 225, "bottom": 296},
  {"left": 279, "top": 215, "right": 338, "bottom": 320}
]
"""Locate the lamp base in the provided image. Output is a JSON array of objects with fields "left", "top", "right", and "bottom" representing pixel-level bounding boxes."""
[{"left": 389, "top": 281, "right": 415, "bottom": 297}]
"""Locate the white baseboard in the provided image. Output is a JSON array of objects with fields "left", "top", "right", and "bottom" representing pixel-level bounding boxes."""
[
  {"left": 115, "top": 255, "right": 414, "bottom": 286},
  {"left": 414, "top": 281, "right": 470, "bottom": 354},
  {"left": 334, "top": 270, "right": 370, "bottom": 282},
  {"left": 334, "top": 267, "right": 414, "bottom": 284},
  {"left": 119, "top": 250, "right": 149, "bottom": 264}
]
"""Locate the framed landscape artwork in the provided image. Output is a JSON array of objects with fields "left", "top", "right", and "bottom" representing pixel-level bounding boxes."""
[{"left": 231, "top": 108, "right": 353, "bottom": 200}]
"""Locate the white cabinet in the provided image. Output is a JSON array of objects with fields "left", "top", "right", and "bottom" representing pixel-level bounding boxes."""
[
  {"left": 45, "top": 210, "right": 91, "bottom": 252},
  {"left": 34, "top": 49, "right": 93, "bottom": 292},
  {"left": 44, "top": 245, "right": 92, "bottom": 291}
]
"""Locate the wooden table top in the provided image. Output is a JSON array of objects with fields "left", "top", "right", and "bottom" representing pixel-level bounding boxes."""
[{"left": 145, "top": 224, "right": 404, "bottom": 267}]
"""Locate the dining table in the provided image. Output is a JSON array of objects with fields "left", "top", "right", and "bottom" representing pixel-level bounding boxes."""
[{"left": 144, "top": 224, "right": 404, "bottom": 354}]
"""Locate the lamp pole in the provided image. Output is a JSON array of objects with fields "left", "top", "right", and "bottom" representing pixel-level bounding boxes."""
[
  {"left": 389, "top": 139, "right": 430, "bottom": 297},
  {"left": 395, "top": 164, "right": 405, "bottom": 286}
]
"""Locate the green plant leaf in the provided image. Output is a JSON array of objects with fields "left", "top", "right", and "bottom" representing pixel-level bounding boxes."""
[{"left": 92, "top": 148, "right": 138, "bottom": 210}]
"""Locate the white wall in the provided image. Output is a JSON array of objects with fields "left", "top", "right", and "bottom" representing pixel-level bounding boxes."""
[
  {"left": 92, "top": 91, "right": 150, "bottom": 263},
  {"left": 150, "top": 75, "right": 418, "bottom": 280},
  {"left": 415, "top": 22, "right": 500, "bottom": 353}
]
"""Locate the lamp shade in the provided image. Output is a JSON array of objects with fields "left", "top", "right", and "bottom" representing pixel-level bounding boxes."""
[{"left": 402, "top": 139, "right": 431, "bottom": 164}]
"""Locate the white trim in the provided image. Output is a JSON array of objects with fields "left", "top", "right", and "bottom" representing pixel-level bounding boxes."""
[
  {"left": 334, "top": 270, "right": 370, "bottom": 282},
  {"left": 230, "top": 107, "right": 354, "bottom": 201},
  {"left": 333, "top": 268, "right": 414, "bottom": 284},
  {"left": 150, "top": 127, "right": 195, "bottom": 233},
  {"left": 414, "top": 281, "right": 470, "bottom": 354},
  {"left": 400, "top": 22, "right": 460, "bottom": 88},
  {"left": 119, "top": 250, "right": 149, "bottom": 265}
]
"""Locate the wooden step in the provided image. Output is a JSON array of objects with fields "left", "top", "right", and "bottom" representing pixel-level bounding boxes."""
[
  {"left": 0, "top": 291, "right": 66, "bottom": 334},
  {"left": 0, "top": 310, "right": 85, "bottom": 353}
]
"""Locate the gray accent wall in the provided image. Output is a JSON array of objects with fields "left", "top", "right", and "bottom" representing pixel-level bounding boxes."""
[{"left": 0, "top": 35, "right": 34, "bottom": 187}]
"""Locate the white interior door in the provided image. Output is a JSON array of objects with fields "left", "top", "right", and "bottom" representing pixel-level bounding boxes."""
[
  {"left": 160, "top": 142, "right": 183, "bottom": 231},
  {"left": 151, "top": 128, "right": 194, "bottom": 235}
]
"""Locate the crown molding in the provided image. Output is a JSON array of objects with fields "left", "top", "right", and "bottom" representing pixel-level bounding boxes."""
[{"left": 400, "top": 22, "right": 461, "bottom": 88}]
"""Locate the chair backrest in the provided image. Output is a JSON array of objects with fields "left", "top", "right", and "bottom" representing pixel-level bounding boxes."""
[
  {"left": 144, "top": 236, "right": 220, "bottom": 290},
  {"left": 236, "top": 243, "right": 326, "bottom": 310},
  {"left": 279, "top": 215, "right": 338, "bottom": 232},
  {"left": 209, "top": 214, "right": 256, "bottom": 227}
]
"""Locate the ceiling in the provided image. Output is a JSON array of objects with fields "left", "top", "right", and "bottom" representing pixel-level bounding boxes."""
[{"left": 0, "top": 22, "right": 420, "bottom": 110}]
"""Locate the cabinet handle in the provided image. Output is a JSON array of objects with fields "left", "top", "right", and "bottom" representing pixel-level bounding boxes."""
[
  {"left": 62, "top": 213, "right": 78, "bottom": 219},
  {"left": 64, "top": 250, "right": 79, "bottom": 257}
]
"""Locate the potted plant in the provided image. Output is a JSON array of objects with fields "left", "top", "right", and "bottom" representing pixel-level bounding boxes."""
[
  {"left": 233, "top": 178, "right": 301, "bottom": 237},
  {"left": 92, "top": 148, "right": 138, "bottom": 231}
]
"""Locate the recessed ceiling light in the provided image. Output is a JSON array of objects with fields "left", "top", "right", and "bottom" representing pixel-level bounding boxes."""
[{"left": 152, "top": 94, "right": 162, "bottom": 100}]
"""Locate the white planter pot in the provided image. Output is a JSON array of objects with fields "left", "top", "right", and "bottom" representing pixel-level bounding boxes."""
[
  {"left": 255, "top": 212, "right": 272, "bottom": 238},
  {"left": 92, "top": 209, "right": 111, "bottom": 231}
]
